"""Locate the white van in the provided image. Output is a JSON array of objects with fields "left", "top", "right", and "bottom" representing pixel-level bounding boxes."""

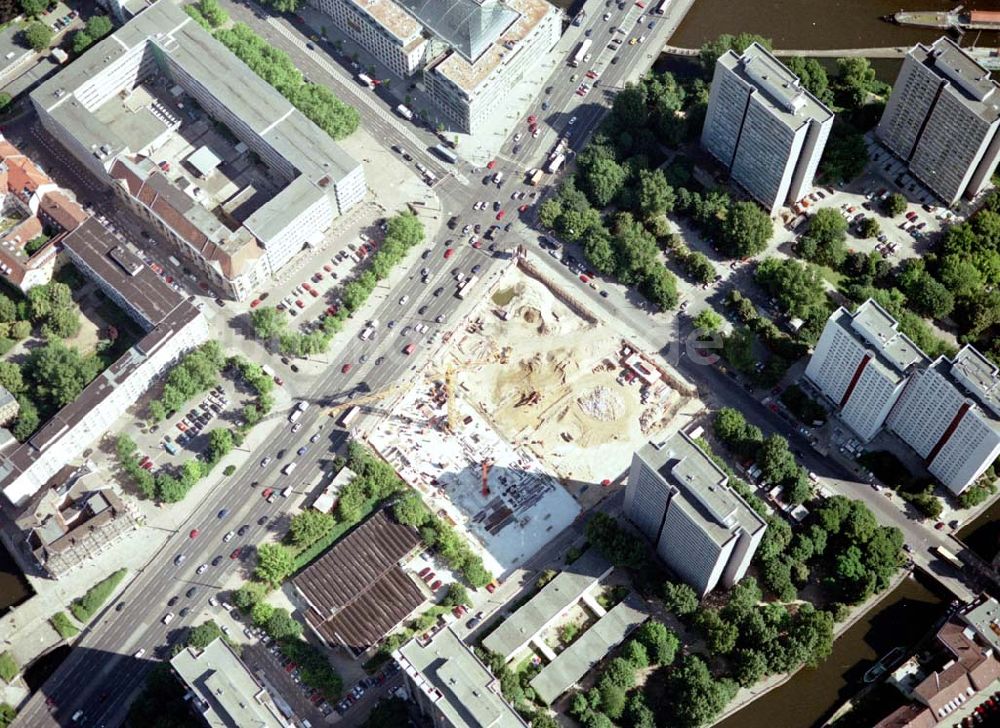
[
  {"left": 289, "top": 409, "right": 303, "bottom": 423},
  {"left": 281, "top": 486, "right": 293, "bottom": 498},
  {"left": 72, "top": 711, "right": 84, "bottom": 722},
  {"left": 296, "top": 401, "right": 309, "bottom": 412},
  {"left": 282, "top": 462, "right": 297, "bottom": 476},
  {"left": 168, "top": 255, "right": 181, "bottom": 267}
]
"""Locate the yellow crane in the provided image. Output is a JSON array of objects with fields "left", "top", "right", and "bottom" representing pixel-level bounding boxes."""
[
  {"left": 428, "top": 353, "right": 500, "bottom": 433},
  {"left": 328, "top": 381, "right": 412, "bottom": 420}
]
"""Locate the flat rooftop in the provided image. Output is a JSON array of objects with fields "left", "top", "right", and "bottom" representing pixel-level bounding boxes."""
[
  {"left": 431, "top": 0, "right": 553, "bottom": 92},
  {"left": 530, "top": 594, "right": 647, "bottom": 705},
  {"left": 918, "top": 37, "right": 1000, "bottom": 121},
  {"left": 31, "top": 1, "right": 360, "bottom": 244},
  {"left": 345, "top": 0, "right": 422, "bottom": 44},
  {"left": 950, "top": 346, "right": 1000, "bottom": 420},
  {"left": 961, "top": 596, "right": 1000, "bottom": 653},
  {"left": 639, "top": 432, "right": 767, "bottom": 546},
  {"left": 721, "top": 42, "right": 833, "bottom": 130},
  {"left": 170, "top": 638, "right": 287, "bottom": 727},
  {"left": 481, "top": 550, "right": 611, "bottom": 660},
  {"left": 61, "top": 217, "right": 185, "bottom": 327},
  {"left": 845, "top": 299, "right": 929, "bottom": 376},
  {"left": 396, "top": 627, "right": 527, "bottom": 728}
]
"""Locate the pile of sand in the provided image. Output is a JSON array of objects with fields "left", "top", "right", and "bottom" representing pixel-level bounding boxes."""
[{"left": 576, "top": 386, "right": 625, "bottom": 422}]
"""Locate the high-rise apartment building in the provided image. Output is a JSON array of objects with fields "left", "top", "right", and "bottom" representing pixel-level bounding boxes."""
[
  {"left": 624, "top": 432, "right": 766, "bottom": 596},
  {"left": 308, "top": 0, "right": 561, "bottom": 134},
  {"left": 877, "top": 37, "right": 1000, "bottom": 206},
  {"left": 701, "top": 42, "right": 833, "bottom": 216},
  {"left": 31, "top": 2, "right": 365, "bottom": 301},
  {"left": 806, "top": 301, "right": 1000, "bottom": 494},
  {"left": 804, "top": 300, "right": 927, "bottom": 441}
]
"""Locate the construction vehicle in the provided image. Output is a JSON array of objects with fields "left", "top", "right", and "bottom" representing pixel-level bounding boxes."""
[{"left": 481, "top": 459, "right": 491, "bottom": 496}]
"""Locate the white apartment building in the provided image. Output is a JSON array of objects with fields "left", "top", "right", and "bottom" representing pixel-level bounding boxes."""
[
  {"left": 309, "top": 0, "right": 561, "bottom": 134},
  {"left": 804, "top": 300, "right": 926, "bottom": 441},
  {"left": 624, "top": 432, "right": 766, "bottom": 597},
  {"left": 0, "top": 219, "right": 208, "bottom": 512},
  {"left": 877, "top": 37, "right": 1000, "bottom": 206},
  {"left": 30, "top": 2, "right": 365, "bottom": 301},
  {"left": 701, "top": 42, "right": 833, "bottom": 216},
  {"left": 806, "top": 301, "right": 1000, "bottom": 494}
]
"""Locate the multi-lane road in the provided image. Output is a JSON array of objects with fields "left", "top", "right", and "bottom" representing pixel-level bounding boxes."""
[{"left": 10, "top": 1, "right": 701, "bottom": 725}]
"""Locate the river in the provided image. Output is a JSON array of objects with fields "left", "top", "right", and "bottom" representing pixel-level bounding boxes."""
[
  {"left": 0, "top": 539, "right": 32, "bottom": 616},
  {"left": 670, "top": 0, "right": 1000, "bottom": 50}
]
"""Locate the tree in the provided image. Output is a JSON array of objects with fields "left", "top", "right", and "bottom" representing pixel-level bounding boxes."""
[
  {"left": 662, "top": 581, "right": 699, "bottom": 618},
  {"left": 393, "top": 492, "right": 429, "bottom": 527},
  {"left": 598, "top": 677, "right": 627, "bottom": 720},
  {"left": 819, "top": 125, "right": 868, "bottom": 184},
  {"left": 289, "top": 510, "right": 335, "bottom": 547},
  {"left": 23, "top": 21, "right": 52, "bottom": 51},
  {"left": 884, "top": 193, "right": 907, "bottom": 217},
  {"left": 699, "top": 34, "right": 772, "bottom": 73},
  {"left": 265, "top": 608, "right": 302, "bottom": 639},
  {"left": 187, "top": 621, "right": 223, "bottom": 649},
  {"left": 602, "top": 657, "right": 638, "bottom": 689},
  {"left": 759, "top": 434, "right": 800, "bottom": 486},
  {"left": 797, "top": 208, "right": 847, "bottom": 268},
  {"left": 26, "top": 341, "right": 101, "bottom": 408},
  {"left": 0, "top": 362, "right": 23, "bottom": 394},
  {"left": 583, "top": 157, "right": 628, "bottom": 208},
  {"left": 0, "top": 94, "right": 10, "bottom": 114},
  {"left": 720, "top": 201, "right": 772, "bottom": 257},
  {"left": 756, "top": 257, "right": 829, "bottom": 324},
  {"left": 860, "top": 217, "right": 881, "bottom": 240},
  {"left": 232, "top": 581, "right": 269, "bottom": 612},
  {"left": 585, "top": 513, "right": 646, "bottom": 569},
  {"left": 0, "top": 652, "right": 17, "bottom": 683},
  {"left": 365, "top": 697, "right": 409, "bottom": 728},
  {"left": 835, "top": 57, "right": 883, "bottom": 108},
  {"left": 733, "top": 648, "right": 769, "bottom": 687},
  {"left": 785, "top": 57, "right": 833, "bottom": 106},
  {"left": 627, "top": 694, "right": 656, "bottom": 728},
  {"left": 84, "top": 15, "right": 112, "bottom": 39},
  {"left": 639, "top": 265, "right": 679, "bottom": 310},
  {"left": 666, "top": 654, "right": 738, "bottom": 728},
  {"left": 635, "top": 620, "right": 679, "bottom": 665},
  {"left": 250, "top": 307, "right": 286, "bottom": 340},
  {"left": 724, "top": 577, "right": 762, "bottom": 620},
  {"left": 208, "top": 428, "right": 234, "bottom": 460},
  {"left": 621, "top": 639, "right": 649, "bottom": 668},
  {"left": 195, "top": 0, "right": 229, "bottom": 27},
  {"left": 0, "top": 702, "right": 15, "bottom": 728},
  {"left": 637, "top": 168, "right": 674, "bottom": 218},
  {"left": 692, "top": 308, "right": 723, "bottom": 333},
  {"left": 442, "top": 582, "right": 470, "bottom": 608},
  {"left": 251, "top": 601, "right": 275, "bottom": 626},
  {"left": 255, "top": 543, "right": 295, "bottom": 585},
  {"left": 694, "top": 608, "right": 738, "bottom": 654},
  {"left": 20, "top": 0, "right": 48, "bottom": 16}
]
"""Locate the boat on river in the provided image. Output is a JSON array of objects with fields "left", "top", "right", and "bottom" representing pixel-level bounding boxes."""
[{"left": 863, "top": 646, "right": 906, "bottom": 683}]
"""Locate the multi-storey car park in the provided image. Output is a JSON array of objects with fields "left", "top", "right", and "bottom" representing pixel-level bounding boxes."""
[
  {"left": 30, "top": 1, "right": 366, "bottom": 301},
  {"left": 701, "top": 42, "right": 833, "bottom": 217},
  {"left": 805, "top": 299, "right": 1000, "bottom": 495},
  {"left": 308, "top": 0, "right": 561, "bottom": 133},
  {"left": 877, "top": 37, "right": 1000, "bottom": 207},
  {"left": 0, "top": 217, "right": 209, "bottom": 515}
]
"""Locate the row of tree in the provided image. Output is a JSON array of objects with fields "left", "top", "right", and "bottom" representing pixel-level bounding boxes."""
[{"left": 146, "top": 341, "right": 226, "bottom": 422}]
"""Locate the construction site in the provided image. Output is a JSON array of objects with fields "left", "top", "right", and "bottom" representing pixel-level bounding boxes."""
[{"left": 364, "top": 257, "right": 698, "bottom": 576}]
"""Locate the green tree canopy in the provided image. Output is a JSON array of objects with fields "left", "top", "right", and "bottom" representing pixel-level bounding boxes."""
[
  {"left": 22, "top": 21, "right": 52, "bottom": 51},
  {"left": 255, "top": 543, "right": 295, "bottom": 585}
]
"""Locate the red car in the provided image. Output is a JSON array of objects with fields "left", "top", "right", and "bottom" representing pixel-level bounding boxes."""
[
  {"left": 261, "top": 488, "right": 274, "bottom": 499},
  {"left": 444, "top": 248, "right": 455, "bottom": 259},
  {"left": 518, "top": 204, "right": 529, "bottom": 213},
  {"left": 326, "top": 305, "right": 338, "bottom": 316},
  {"left": 250, "top": 299, "right": 261, "bottom": 308},
  {"left": 580, "top": 274, "right": 590, "bottom": 283},
  {"left": 274, "top": 376, "right": 284, "bottom": 386},
  {"left": 189, "top": 529, "right": 200, "bottom": 539},
  {"left": 495, "top": 210, "right": 506, "bottom": 220},
  {"left": 342, "top": 363, "right": 352, "bottom": 374},
  {"left": 302, "top": 282, "right": 313, "bottom": 292},
  {"left": 418, "top": 566, "right": 431, "bottom": 578},
  {"left": 423, "top": 571, "right": 436, "bottom": 583},
  {"left": 472, "top": 240, "right": 482, "bottom": 249},
  {"left": 452, "top": 605, "right": 467, "bottom": 618},
  {"left": 295, "top": 299, "right": 305, "bottom": 309},
  {"left": 403, "top": 343, "right": 416, "bottom": 355},
  {"left": 485, "top": 582, "right": 497, "bottom": 593},
  {"left": 176, "top": 421, "right": 188, "bottom": 432},
  {"left": 527, "top": 115, "right": 537, "bottom": 125},
  {"left": 230, "top": 547, "right": 242, "bottom": 560},
  {"left": 309, "top": 288, "right": 319, "bottom": 297},
  {"left": 141, "top": 460, "right": 154, "bottom": 471},
  {"left": 431, "top": 580, "right": 443, "bottom": 591},
  {"left": 486, "top": 159, "right": 497, "bottom": 170},
  {"left": 323, "top": 264, "right": 333, "bottom": 273},
  {"left": 313, "top": 272, "right": 324, "bottom": 281}
]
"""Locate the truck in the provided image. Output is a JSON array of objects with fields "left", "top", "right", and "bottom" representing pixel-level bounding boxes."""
[
  {"left": 457, "top": 275, "right": 479, "bottom": 299},
  {"left": 395, "top": 104, "right": 413, "bottom": 120},
  {"left": 527, "top": 168, "right": 544, "bottom": 186},
  {"left": 339, "top": 406, "right": 361, "bottom": 428},
  {"left": 570, "top": 39, "right": 592, "bottom": 67},
  {"left": 546, "top": 154, "right": 566, "bottom": 174},
  {"left": 933, "top": 545, "right": 963, "bottom": 569}
]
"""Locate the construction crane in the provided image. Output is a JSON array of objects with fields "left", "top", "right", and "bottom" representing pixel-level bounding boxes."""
[
  {"left": 427, "top": 353, "right": 500, "bottom": 433},
  {"left": 481, "top": 459, "right": 492, "bottom": 497},
  {"left": 328, "top": 381, "right": 411, "bottom": 420}
]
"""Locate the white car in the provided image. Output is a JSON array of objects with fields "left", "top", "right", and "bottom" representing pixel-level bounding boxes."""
[
  {"left": 532, "top": 128, "right": 540, "bottom": 138},
  {"left": 221, "top": 624, "right": 231, "bottom": 636},
  {"left": 197, "top": 563, "right": 209, "bottom": 575},
  {"left": 513, "top": 132, "right": 522, "bottom": 142},
  {"left": 603, "top": 11, "right": 610, "bottom": 19},
  {"left": 568, "top": 116, "right": 577, "bottom": 125},
  {"left": 291, "top": 423, "right": 302, "bottom": 433},
  {"left": 399, "top": 295, "right": 409, "bottom": 305},
  {"left": 310, "top": 433, "right": 321, "bottom": 443},
  {"left": 223, "top": 530, "right": 235, "bottom": 542},
  {"left": 134, "top": 648, "right": 146, "bottom": 658},
  {"left": 260, "top": 456, "right": 271, "bottom": 467}
]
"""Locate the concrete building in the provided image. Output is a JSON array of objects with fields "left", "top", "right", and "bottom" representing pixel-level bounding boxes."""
[
  {"left": 308, "top": 0, "right": 561, "bottom": 133},
  {"left": 0, "top": 218, "right": 208, "bottom": 513},
  {"left": 15, "top": 465, "right": 140, "bottom": 578},
  {"left": 806, "top": 301, "right": 1000, "bottom": 494},
  {"left": 877, "top": 37, "right": 1000, "bottom": 206},
  {"left": 395, "top": 625, "right": 527, "bottom": 728},
  {"left": 0, "top": 134, "right": 89, "bottom": 292},
  {"left": 0, "top": 385, "right": 18, "bottom": 426},
  {"left": 701, "top": 42, "right": 833, "bottom": 216},
  {"left": 624, "top": 432, "right": 767, "bottom": 597},
  {"left": 170, "top": 638, "right": 289, "bottom": 727},
  {"left": 31, "top": 1, "right": 365, "bottom": 301},
  {"left": 482, "top": 550, "right": 612, "bottom": 662},
  {"left": 804, "top": 300, "right": 926, "bottom": 442}
]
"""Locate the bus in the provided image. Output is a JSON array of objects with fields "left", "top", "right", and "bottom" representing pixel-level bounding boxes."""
[
  {"left": 339, "top": 406, "right": 361, "bottom": 428},
  {"left": 457, "top": 274, "right": 479, "bottom": 299},
  {"left": 570, "top": 39, "right": 592, "bottom": 68},
  {"left": 656, "top": 0, "right": 669, "bottom": 14},
  {"left": 431, "top": 144, "right": 458, "bottom": 164}
]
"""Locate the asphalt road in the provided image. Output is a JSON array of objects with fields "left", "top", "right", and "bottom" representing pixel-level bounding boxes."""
[{"left": 9, "top": 1, "right": 697, "bottom": 725}]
